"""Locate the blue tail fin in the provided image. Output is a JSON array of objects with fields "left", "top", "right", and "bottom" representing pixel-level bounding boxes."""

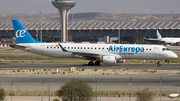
[
  {"left": 156, "top": 29, "right": 162, "bottom": 40},
  {"left": 12, "top": 19, "right": 42, "bottom": 44}
]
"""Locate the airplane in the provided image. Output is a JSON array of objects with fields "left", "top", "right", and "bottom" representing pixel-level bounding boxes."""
[
  {"left": 168, "top": 94, "right": 179, "bottom": 99},
  {"left": 144, "top": 29, "right": 180, "bottom": 45},
  {"left": 10, "top": 19, "right": 178, "bottom": 67}
]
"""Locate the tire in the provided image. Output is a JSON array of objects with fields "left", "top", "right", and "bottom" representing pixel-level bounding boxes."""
[
  {"left": 95, "top": 61, "right": 100, "bottom": 66},
  {"left": 157, "top": 64, "right": 161, "bottom": 67},
  {"left": 88, "top": 62, "right": 94, "bottom": 66}
]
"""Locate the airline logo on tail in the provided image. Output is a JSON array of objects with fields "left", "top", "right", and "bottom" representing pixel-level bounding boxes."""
[
  {"left": 12, "top": 19, "right": 42, "bottom": 44},
  {"left": 16, "top": 30, "right": 26, "bottom": 38},
  {"left": 156, "top": 30, "right": 162, "bottom": 40}
]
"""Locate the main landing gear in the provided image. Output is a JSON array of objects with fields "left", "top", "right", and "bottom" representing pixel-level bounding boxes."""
[
  {"left": 157, "top": 60, "right": 161, "bottom": 67},
  {"left": 88, "top": 60, "right": 100, "bottom": 66},
  {"left": 88, "top": 61, "right": 94, "bottom": 66}
]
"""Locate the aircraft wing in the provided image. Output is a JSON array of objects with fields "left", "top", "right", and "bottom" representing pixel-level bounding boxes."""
[
  {"left": 71, "top": 51, "right": 121, "bottom": 58},
  {"left": 144, "top": 37, "right": 158, "bottom": 41}
]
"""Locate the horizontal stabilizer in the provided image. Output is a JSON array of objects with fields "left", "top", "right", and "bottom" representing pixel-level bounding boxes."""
[{"left": 9, "top": 44, "right": 28, "bottom": 49}]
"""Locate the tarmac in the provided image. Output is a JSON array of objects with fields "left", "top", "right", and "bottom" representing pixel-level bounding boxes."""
[
  {"left": 0, "top": 63, "right": 179, "bottom": 92},
  {"left": 0, "top": 63, "right": 180, "bottom": 101},
  {"left": 5, "top": 96, "right": 177, "bottom": 101},
  {"left": 0, "top": 63, "right": 180, "bottom": 70}
]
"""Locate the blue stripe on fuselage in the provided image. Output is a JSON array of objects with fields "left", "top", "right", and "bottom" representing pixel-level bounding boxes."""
[{"left": 58, "top": 43, "right": 68, "bottom": 52}]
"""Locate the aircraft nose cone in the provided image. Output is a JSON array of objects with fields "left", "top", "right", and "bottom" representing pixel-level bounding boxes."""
[{"left": 172, "top": 53, "right": 178, "bottom": 59}]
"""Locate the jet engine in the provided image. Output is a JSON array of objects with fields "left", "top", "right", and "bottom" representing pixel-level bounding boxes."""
[{"left": 102, "top": 56, "right": 116, "bottom": 64}]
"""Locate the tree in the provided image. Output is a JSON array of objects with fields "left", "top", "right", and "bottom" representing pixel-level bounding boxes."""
[
  {"left": 120, "top": 40, "right": 129, "bottom": 44},
  {"left": 0, "top": 87, "right": 6, "bottom": 101},
  {"left": 136, "top": 87, "right": 155, "bottom": 101},
  {"left": 135, "top": 37, "right": 146, "bottom": 44},
  {"left": 56, "top": 79, "right": 93, "bottom": 101}
]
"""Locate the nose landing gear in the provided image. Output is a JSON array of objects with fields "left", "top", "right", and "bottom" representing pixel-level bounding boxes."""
[{"left": 157, "top": 60, "right": 162, "bottom": 67}]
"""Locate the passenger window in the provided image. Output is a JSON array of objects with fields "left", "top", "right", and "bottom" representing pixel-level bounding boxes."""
[
  {"left": 78, "top": 47, "right": 79, "bottom": 49},
  {"left": 99, "top": 48, "right": 100, "bottom": 49},
  {"left": 47, "top": 47, "right": 49, "bottom": 48},
  {"left": 68, "top": 47, "right": 69, "bottom": 49},
  {"left": 162, "top": 48, "right": 166, "bottom": 51},
  {"left": 81, "top": 47, "right": 82, "bottom": 49},
  {"left": 71, "top": 47, "right": 73, "bottom": 49},
  {"left": 146, "top": 49, "right": 148, "bottom": 50},
  {"left": 74, "top": 47, "right": 76, "bottom": 49},
  {"left": 87, "top": 47, "right": 89, "bottom": 49},
  {"left": 64, "top": 47, "right": 66, "bottom": 49},
  {"left": 91, "top": 47, "right": 93, "bottom": 49},
  {"left": 102, "top": 48, "right": 104, "bottom": 50},
  {"left": 95, "top": 48, "right": 96, "bottom": 49},
  {"left": 84, "top": 47, "right": 86, "bottom": 49}
]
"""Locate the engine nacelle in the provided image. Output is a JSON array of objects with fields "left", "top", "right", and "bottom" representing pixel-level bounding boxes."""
[{"left": 102, "top": 56, "right": 116, "bottom": 64}]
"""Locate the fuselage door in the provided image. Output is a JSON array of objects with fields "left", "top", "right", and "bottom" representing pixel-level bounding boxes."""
[
  {"left": 40, "top": 45, "right": 44, "bottom": 53},
  {"left": 154, "top": 47, "right": 158, "bottom": 55}
]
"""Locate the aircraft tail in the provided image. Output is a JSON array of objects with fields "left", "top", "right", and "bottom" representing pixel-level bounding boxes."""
[
  {"left": 12, "top": 19, "right": 42, "bottom": 44},
  {"left": 143, "top": 37, "right": 147, "bottom": 40},
  {"left": 156, "top": 30, "right": 162, "bottom": 40}
]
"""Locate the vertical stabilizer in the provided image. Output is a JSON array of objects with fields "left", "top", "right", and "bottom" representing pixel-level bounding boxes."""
[
  {"left": 12, "top": 19, "right": 42, "bottom": 44},
  {"left": 156, "top": 30, "right": 162, "bottom": 40}
]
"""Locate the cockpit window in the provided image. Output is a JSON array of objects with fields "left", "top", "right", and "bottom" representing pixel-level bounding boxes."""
[
  {"left": 162, "top": 48, "right": 171, "bottom": 51},
  {"left": 162, "top": 48, "right": 166, "bottom": 51},
  {"left": 166, "top": 48, "right": 170, "bottom": 51}
]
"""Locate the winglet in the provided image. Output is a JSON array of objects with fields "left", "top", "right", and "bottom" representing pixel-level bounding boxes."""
[
  {"left": 58, "top": 43, "right": 68, "bottom": 52},
  {"left": 12, "top": 19, "right": 42, "bottom": 44},
  {"left": 143, "top": 37, "right": 147, "bottom": 39}
]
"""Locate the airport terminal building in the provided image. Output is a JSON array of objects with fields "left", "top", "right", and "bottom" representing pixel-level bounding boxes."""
[{"left": 0, "top": 21, "right": 180, "bottom": 43}]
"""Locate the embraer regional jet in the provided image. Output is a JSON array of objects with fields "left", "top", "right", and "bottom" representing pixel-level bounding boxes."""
[
  {"left": 144, "top": 29, "right": 180, "bottom": 45},
  {"left": 10, "top": 19, "right": 178, "bottom": 67}
]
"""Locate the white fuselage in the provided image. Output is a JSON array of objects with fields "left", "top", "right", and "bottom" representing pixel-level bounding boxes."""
[
  {"left": 17, "top": 43, "right": 178, "bottom": 61},
  {"left": 161, "top": 38, "right": 180, "bottom": 44}
]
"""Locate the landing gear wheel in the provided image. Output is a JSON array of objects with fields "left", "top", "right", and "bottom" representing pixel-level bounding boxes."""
[
  {"left": 157, "top": 63, "right": 161, "bottom": 67},
  {"left": 88, "top": 61, "right": 94, "bottom": 66},
  {"left": 95, "top": 61, "right": 100, "bottom": 66},
  {"left": 157, "top": 61, "right": 161, "bottom": 67}
]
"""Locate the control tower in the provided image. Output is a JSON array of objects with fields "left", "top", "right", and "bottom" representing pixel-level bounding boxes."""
[{"left": 51, "top": 0, "right": 76, "bottom": 42}]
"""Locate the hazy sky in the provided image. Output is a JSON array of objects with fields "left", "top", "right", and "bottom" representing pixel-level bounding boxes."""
[{"left": 1, "top": 0, "right": 180, "bottom": 14}]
